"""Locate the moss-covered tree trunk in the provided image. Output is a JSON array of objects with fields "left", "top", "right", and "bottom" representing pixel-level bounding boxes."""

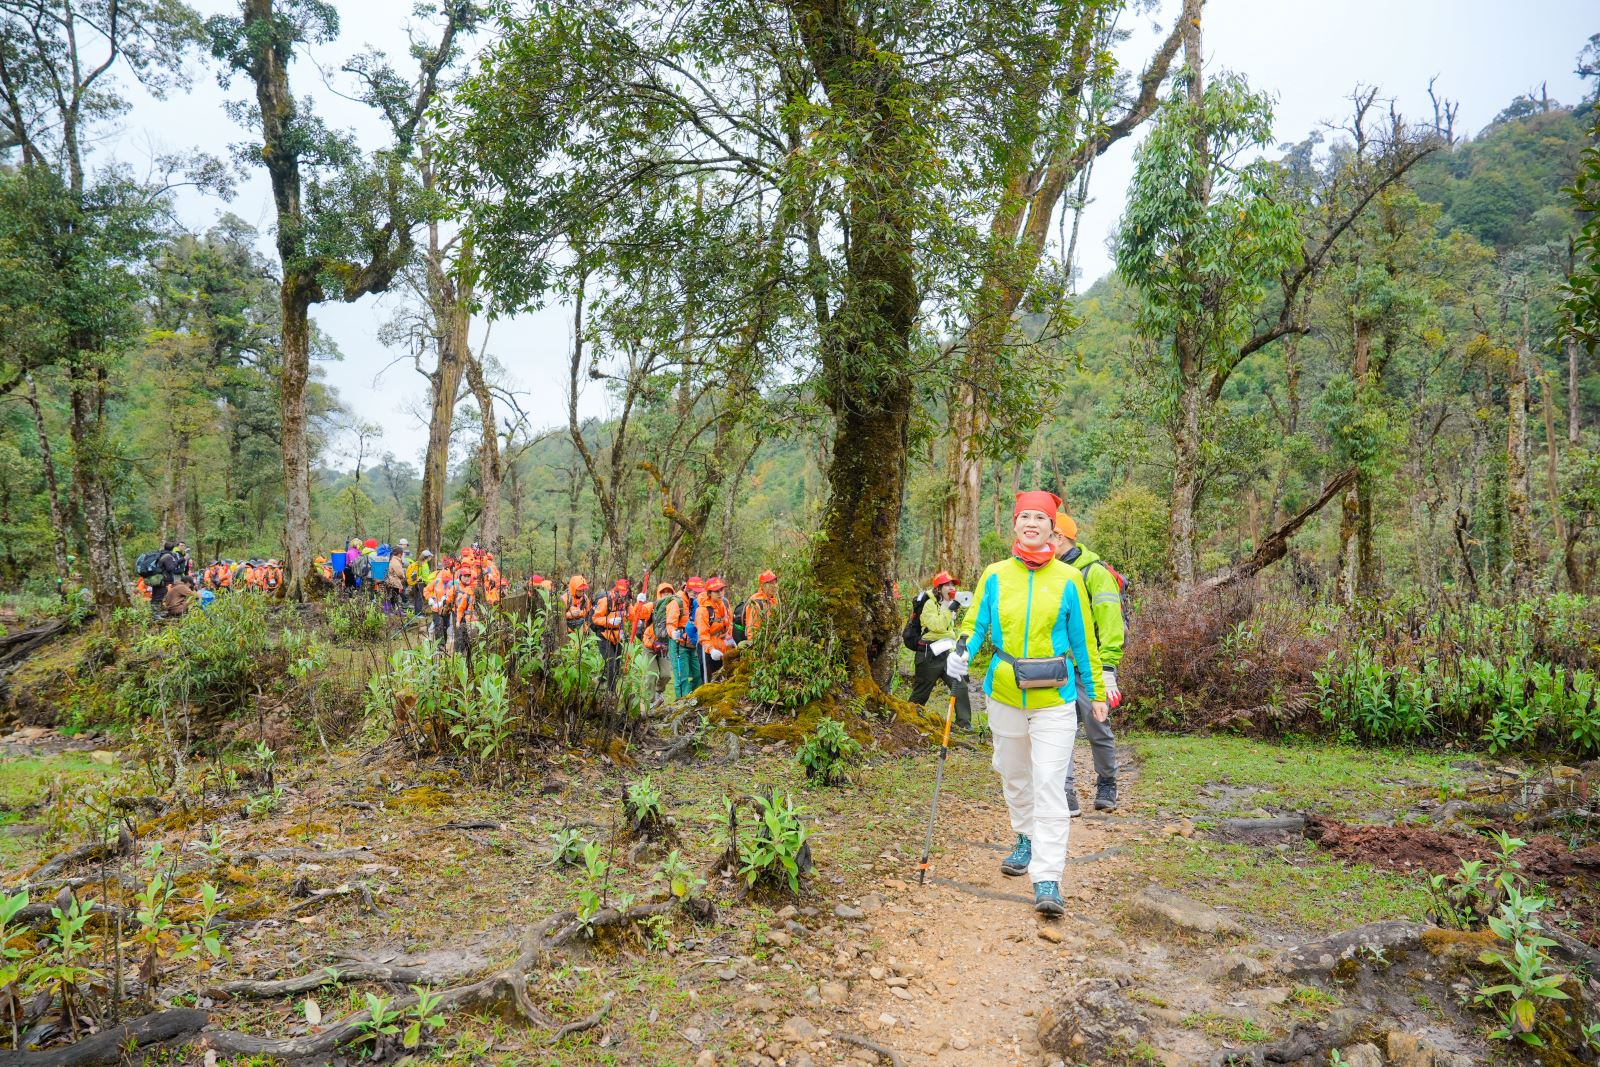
[{"left": 792, "top": 0, "right": 920, "bottom": 698}]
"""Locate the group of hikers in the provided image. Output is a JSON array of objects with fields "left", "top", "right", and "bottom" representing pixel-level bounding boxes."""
[
  {"left": 533, "top": 570, "right": 780, "bottom": 694},
  {"left": 134, "top": 490, "right": 1122, "bottom": 919}
]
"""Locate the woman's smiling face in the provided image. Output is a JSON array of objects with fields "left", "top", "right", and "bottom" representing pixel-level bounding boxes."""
[{"left": 1014, "top": 508, "right": 1052, "bottom": 549}]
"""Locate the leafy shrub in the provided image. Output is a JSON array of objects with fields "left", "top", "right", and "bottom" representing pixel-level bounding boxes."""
[
  {"left": 326, "top": 600, "right": 386, "bottom": 643},
  {"left": 740, "top": 562, "right": 848, "bottom": 712},
  {"left": 795, "top": 717, "right": 862, "bottom": 785},
  {"left": 731, "top": 790, "right": 811, "bottom": 895},
  {"left": 625, "top": 775, "right": 665, "bottom": 835},
  {"left": 550, "top": 630, "right": 604, "bottom": 705},
  {"left": 115, "top": 592, "right": 280, "bottom": 724}
]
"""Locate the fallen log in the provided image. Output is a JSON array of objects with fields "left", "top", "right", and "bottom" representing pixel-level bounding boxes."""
[
  {"left": 0, "top": 1008, "right": 207, "bottom": 1066},
  {"left": 15, "top": 828, "right": 132, "bottom": 889}
]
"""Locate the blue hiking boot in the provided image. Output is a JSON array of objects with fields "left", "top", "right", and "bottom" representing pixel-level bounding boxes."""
[
  {"left": 999, "top": 834, "right": 1031, "bottom": 877},
  {"left": 1034, "top": 880, "right": 1064, "bottom": 916}
]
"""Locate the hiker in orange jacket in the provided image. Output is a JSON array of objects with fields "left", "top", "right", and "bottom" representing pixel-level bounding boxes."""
[
  {"left": 424, "top": 566, "right": 455, "bottom": 649},
  {"left": 452, "top": 568, "right": 480, "bottom": 652},
  {"left": 640, "top": 582, "right": 673, "bottom": 696},
  {"left": 592, "top": 578, "right": 631, "bottom": 687},
  {"left": 696, "top": 577, "right": 734, "bottom": 682},
  {"left": 564, "top": 576, "right": 592, "bottom": 634},
  {"left": 666, "top": 577, "right": 703, "bottom": 698},
  {"left": 743, "top": 569, "right": 779, "bottom": 641}
]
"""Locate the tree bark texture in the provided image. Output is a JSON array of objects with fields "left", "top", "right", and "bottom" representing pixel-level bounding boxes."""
[
  {"left": 66, "top": 368, "right": 127, "bottom": 611},
  {"left": 1507, "top": 343, "right": 1535, "bottom": 593},
  {"left": 1569, "top": 336, "right": 1581, "bottom": 446},
  {"left": 465, "top": 351, "right": 502, "bottom": 553},
  {"left": 25, "top": 375, "right": 70, "bottom": 587},
  {"left": 417, "top": 283, "right": 469, "bottom": 556}
]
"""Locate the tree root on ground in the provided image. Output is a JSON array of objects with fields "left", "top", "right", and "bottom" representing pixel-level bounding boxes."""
[
  {"left": 547, "top": 997, "right": 611, "bottom": 1044},
  {"left": 837, "top": 1033, "right": 904, "bottom": 1067},
  {"left": 5, "top": 897, "right": 715, "bottom": 1064}
]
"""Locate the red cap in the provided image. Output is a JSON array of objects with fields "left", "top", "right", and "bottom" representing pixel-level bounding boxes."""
[
  {"left": 364, "top": 538, "right": 379, "bottom": 549},
  {"left": 687, "top": 576, "right": 705, "bottom": 592},
  {"left": 759, "top": 569, "right": 777, "bottom": 583},
  {"left": 530, "top": 574, "right": 545, "bottom": 584},
  {"left": 615, "top": 577, "right": 630, "bottom": 593},
  {"left": 930, "top": 571, "right": 955, "bottom": 588},
  {"left": 1013, "top": 491, "right": 1062, "bottom": 520},
  {"left": 706, "top": 576, "right": 726, "bottom": 592}
]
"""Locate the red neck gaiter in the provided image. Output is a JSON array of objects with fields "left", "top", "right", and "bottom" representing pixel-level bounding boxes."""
[{"left": 1012, "top": 541, "right": 1055, "bottom": 569}]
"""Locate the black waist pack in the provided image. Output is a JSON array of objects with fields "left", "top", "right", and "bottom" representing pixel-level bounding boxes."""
[{"left": 995, "top": 649, "right": 1069, "bottom": 690}]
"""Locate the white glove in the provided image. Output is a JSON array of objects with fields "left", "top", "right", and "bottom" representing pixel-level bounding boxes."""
[
  {"left": 945, "top": 651, "right": 969, "bottom": 681},
  {"left": 709, "top": 647, "right": 724, "bottom": 661},
  {"left": 1102, "top": 668, "right": 1122, "bottom": 710}
]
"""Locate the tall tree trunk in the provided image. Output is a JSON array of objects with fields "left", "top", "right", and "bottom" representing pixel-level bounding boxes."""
[
  {"left": 66, "top": 372, "right": 126, "bottom": 611},
  {"left": 25, "top": 375, "right": 70, "bottom": 586},
  {"left": 417, "top": 299, "right": 468, "bottom": 555},
  {"left": 1539, "top": 371, "right": 1567, "bottom": 550},
  {"left": 1507, "top": 342, "right": 1535, "bottom": 593},
  {"left": 1167, "top": 3, "right": 1209, "bottom": 590},
  {"left": 464, "top": 352, "right": 502, "bottom": 553},
  {"left": 279, "top": 286, "right": 315, "bottom": 589},
  {"left": 1569, "top": 336, "right": 1582, "bottom": 446},
  {"left": 168, "top": 431, "right": 191, "bottom": 543},
  {"left": 939, "top": 8, "right": 1185, "bottom": 581}
]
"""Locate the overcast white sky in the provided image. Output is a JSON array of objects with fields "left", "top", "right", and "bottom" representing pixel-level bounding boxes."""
[{"left": 111, "top": 0, "right": 1596, "bottom": 468}]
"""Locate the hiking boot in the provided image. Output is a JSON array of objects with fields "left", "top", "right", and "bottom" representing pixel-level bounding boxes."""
[
  {"left": 1065, "top": 783, "right": 1082, "bottom": 818},
  {"left": 1094, "top": 777, "right": 1118, "bottom": 812},
  {"left": 1034, "top": 880, "right": 1064, "bottom": 916},
  {"left": 1000, "top": 834, "right": 1031, "bottom": 877}
]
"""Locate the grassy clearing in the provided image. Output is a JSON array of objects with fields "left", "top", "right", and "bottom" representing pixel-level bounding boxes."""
[
  {"left": 1127, "top": 732, "right": 1466, "bottom": 819},
  {"left": 0, "top": 751, "right": 115, "bottom": 869},
  {"left": 1133, "top": 836, "right": 1430, "bottom": 933}
]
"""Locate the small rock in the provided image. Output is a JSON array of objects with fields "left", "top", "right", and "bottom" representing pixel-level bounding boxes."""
[
  {"left": 784, "top": 920, "right": 806, "bottom": 936},
  {"left": 1204, "top": 951, "right": 1266, "bottom": 982},
  {"left": 886, "top": 977, "right": 909, "bottom": 988},
  {"left": 877, "top": 1013, "right": 898, "bottom": 1028},
  {"left": 819, "top": 981, "right": 849, "bottom": 1005},
  {"left": 951, "top": 1035, "right": 970, "bottom": 1050},
  {"left": 1126, "top": 886, "right": 1247, "bottom": 938},
  {"left": 1340, "top": 1044, "right": 1383, "bottom": 1067},
  {"left": 834, "top": 904, "right": 866, "bottom": 920},
  {"left": 890, "top": 986, "right": 913, "bottom": 1001},
  {"left": 1241, "top": 986, "right": 1290, "bottom": 1007},
  {"left": 781, "top": 1017, "right": 819, "bottom": 1043},
  {"left": 695, "top": 1051, "right": 717, "bottom": 1067},
  {"left": 767, "top": 930, "right": 792, "bottom": 948},
  {"left": 716, "top": 967, "right": 739, "bottom": 981},
  {"left": 869, "top": 965, "right": 887, "bottom": 981},
  {"left": 683, "top": 1027, "right": 704, "bottom": 1046},
  {"left": 792, "top": 1054, "right": 815, "bottom": 1067},
  {"left": 859, "top": 893, "right": 883, "bottom": 910},
  {"left": 1386, "top": 1031, "right": 1439, "bottom": 1067},
  {"left": 777, "top": 905, "right": 799, "bottom": 921},
  {"left": 1038, "top": 926, "right": 1064, "bottom": 944}
]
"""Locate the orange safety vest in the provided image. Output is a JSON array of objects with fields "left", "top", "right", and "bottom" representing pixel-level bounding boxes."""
[
  {"left": 665, "top": 593, "right": 695, "bottom": 646},
  {"left": 592, "top": 592, "right": 628, "bottom": 643},
  {"left": 424, "top": 572, "right": 455, "bottom": 615},
  {"left": 482, "top": 563, "right": 502, "bottom": 605},
  {"left": 696, "top": 596, "right": 733, "bottom": 656},
  {"left": 263, "top": 566, "right": 282, "bottom": 592},
  {"left": 632, "top": 600, "right": 657, "bottom": 650},
  {"left": 218, "top": 566, "right": 233, "bottom": 589},
  {"left": 744, "top": 591, "right": 777, "bottom": 638},
  {"left": 565, "top": 592, "right": 591, "bottom": 629},
  {"left": 453, "top": 585, "right": 477, "bottom": 626}
]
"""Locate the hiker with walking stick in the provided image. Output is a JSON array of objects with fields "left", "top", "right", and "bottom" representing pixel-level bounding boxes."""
[{"left": 946, "top": 491, "right": 1106, "bottom": 916}]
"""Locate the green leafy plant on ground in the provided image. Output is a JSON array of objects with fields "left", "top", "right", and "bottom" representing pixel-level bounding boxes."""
[
  {"left": 795, "top": 716, "right": 862, "bottom": 786},
  {"left": 732, "top": 791, "right": 811, "bottom": 895}
]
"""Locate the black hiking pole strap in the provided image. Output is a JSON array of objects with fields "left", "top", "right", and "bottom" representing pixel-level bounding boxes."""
[{"left": 918, "top": 694, "right": 956, "bottom": 885}]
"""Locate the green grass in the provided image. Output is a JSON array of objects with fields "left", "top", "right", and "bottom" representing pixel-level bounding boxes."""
[
  {"left": 1127, "top": 732, "right": 1466, "bottom": 819},
  {"left": 1133, "top": 837, "right": 1430, "bottom": 934},
  {"left": 0, "top": 752, "right": 115, "bottom": 869}
]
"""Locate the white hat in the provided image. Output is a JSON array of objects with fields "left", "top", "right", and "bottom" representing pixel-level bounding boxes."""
[{"left": 398, "top": 538, "right": 409, "bottom": 547}]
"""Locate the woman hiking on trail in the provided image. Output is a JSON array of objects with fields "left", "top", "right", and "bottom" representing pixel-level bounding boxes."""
[{"left": 948, "top": 491, "right": 1106, "bottom": 916}]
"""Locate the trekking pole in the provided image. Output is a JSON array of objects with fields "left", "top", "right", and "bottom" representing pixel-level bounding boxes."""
[{"left": 917, "top": 693, "right": 957, "bottom": 886}]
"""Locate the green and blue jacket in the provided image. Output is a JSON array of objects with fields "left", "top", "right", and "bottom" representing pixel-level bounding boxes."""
[
  {"left": 959, "top": 556, "right": 1102, "bottom": 711},
  {"left": 1062, "top": 545, "right": 1125, "bottom": 670}
]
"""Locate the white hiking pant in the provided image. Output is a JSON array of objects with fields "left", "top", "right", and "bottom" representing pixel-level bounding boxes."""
[{"left": 989, "top": 699, "right": 1078, "bottom": 883}]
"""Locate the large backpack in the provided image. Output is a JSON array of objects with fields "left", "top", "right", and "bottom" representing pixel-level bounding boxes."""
[
  {"left": 900, "top": 590, "right": 932, "bottom": 652},
  {"left": 732, "top": 599, "right": 750, "bottom": 643},
  {"left": 135, "top": 551, "right": 163, "bottom": 581},
  {"left": 651, "top": 595, "right": 674, "bottom": 643},
  {"left": 1085, "top": 558, "right": 1132, "bottom": 638}
]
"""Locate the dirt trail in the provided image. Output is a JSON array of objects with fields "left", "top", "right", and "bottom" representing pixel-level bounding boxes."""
[{"left": 828, "top": 750, "right": 1214, "bottom": 1067}]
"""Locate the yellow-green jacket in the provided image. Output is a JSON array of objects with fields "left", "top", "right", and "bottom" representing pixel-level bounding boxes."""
[
  {"left": 919, "top": 592, "right": 959, "bottom": 644},
  {"left": 1062, "top": 545, "right": 1125, "bottom": 670},
  {"left": 959, "top": 556, "right": 1102, "bottom": 711}
]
